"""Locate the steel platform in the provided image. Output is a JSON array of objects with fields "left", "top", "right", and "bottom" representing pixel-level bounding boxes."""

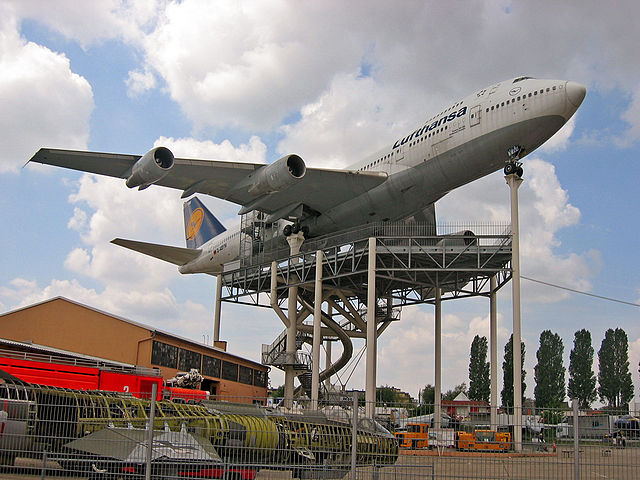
[{"left": 220, "top": 222, "right": 512, "bottom": 310}]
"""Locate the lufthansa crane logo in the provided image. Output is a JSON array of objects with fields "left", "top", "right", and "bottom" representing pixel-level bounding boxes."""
[{"left": 186, "top": 208, "right": 205, "bottom": 240}]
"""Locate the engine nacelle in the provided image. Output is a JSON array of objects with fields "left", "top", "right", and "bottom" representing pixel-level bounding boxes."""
[
  {"left": 247, "top": 154, "right": 306, "bottom": 196},
  {"left": 436, "top": 230, "right": 476, "bottom": 247},
  {"left": 125, "top": 147, "right": 174, "bottom": 189}
]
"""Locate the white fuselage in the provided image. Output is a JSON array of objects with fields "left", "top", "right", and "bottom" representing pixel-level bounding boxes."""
[
  {"left": 179, "top": 225, "right": 244, "bottom": 274},
  {"left": 180, "top": 77, "right": 585, "bottom": 274}
]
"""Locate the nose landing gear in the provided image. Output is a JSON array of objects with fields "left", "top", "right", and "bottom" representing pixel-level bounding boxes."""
[{"left": 505, "top": 145, "right": 524, "bottom": 178}]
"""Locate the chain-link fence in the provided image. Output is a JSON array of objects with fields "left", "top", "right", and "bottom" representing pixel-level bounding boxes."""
[{"left": 1, "top": 380, "right": 638, "bottom": 480}]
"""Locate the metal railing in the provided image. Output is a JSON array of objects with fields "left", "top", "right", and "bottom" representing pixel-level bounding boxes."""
[{"left": 2, "top": 381, "right": 637, "bottom": 480}]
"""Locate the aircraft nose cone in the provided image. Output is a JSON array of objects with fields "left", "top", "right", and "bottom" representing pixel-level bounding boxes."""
[{"left": 566, "top": 81, "right": 586, "bottom": 108}]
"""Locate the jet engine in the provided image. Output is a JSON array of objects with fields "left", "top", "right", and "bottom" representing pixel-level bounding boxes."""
[
  {"left": 125, "top": 147, "right": 174, "bottom": 189},
  {"left": 247, "top": 154, "right": 306, "bottom": 195}
]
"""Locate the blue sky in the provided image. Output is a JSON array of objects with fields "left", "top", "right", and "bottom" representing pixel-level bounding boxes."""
[{"left": 1, "top": 1, "right": 639, "bottom": 403}]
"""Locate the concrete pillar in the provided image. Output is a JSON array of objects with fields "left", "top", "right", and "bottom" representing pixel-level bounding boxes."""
[
  {"left": 506, "top": 174, "right": 523, "bottom": 451},
  {"left": 434, "top": 287, "right": 442, "bottom": 430},
  {"left": 490, "top": 275, "right": 498, "bottom": 429},
  {"left": 284, "top": 232, "right": 305, "bottom": 409},
  {"left": 311, "top": 250, "right": 323, "bottom": 410},
  {"left": 365, "top": 237, "right": 377, "bottom": 418},
  {"left": 213, "top": 274, "right": 222, "bottom": 343}
]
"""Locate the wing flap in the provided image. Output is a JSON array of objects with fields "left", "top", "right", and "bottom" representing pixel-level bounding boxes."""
[{"left": 111, "top": 238, "right": 201, "bottom": 266}]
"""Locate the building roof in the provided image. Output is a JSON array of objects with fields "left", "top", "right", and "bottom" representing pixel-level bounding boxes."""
[
  {"left": 0, "top": 296, "right": 265, "bottom": 370},
  {"left": 0, "top": 339, "right": 161, "bottom": 377}
]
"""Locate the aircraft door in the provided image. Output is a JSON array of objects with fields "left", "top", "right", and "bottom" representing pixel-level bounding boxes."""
[{"left": 469, "top": 105, "right": 481, "bottom": 126}]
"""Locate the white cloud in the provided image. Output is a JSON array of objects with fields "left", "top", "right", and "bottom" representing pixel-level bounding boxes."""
[
  {"left": 0, "top": 7, "right": 93, "bottom": 172},
  {"left": 278, "top": 73, "right": 420, "bottom": 168},
  {"left": 1, "top": 135, "right": 274, "bottom": 343},
  {"left": 126, "top": 69, "right": 157, "bottom": 97},
  {"left": 437, "top": 157, "right": 596, "bottom": 304},
  {"left": 616, "top": 85, "right": 640, "bottom": 147},
  {"left": 377, "top": 307, "right": 511, "bottom": 395},
  {"left": 0, "top": 276, "right": 212, "bottom": 341},
  {"left": 9, "top": 0, "right": 165, "bottom": 47}
]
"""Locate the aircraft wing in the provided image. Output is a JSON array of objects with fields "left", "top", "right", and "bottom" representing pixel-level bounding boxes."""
[
  {"left": 29, "top": 148, "right": 387, "bottom": 216},
  {"left": 111, "top": 238, "right": 201, "bottom": 266}
]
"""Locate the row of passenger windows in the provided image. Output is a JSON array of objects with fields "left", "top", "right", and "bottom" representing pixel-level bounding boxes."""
[
  {"left": 485, "top": 86, "right": 559, "bottom": 113},
  {"left": 358, "top": 84, "right": 559, "bottom": 172},
  {"left": 360, "top": 122, "right": 456, "bottom": 170}
]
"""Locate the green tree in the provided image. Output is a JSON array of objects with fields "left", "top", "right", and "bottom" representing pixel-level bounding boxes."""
[
  {"left": 270, "top": 385, "right": 285, "bottom": 398},
  {"left": 598, "top": 328, "right": 634, "bottom": 409},
  {"left": 377, "top": 386, "right": 398, "bottom": 404},
  {"left": 534, "top": 330, "right": 565, "bottom": 409},
  {"left": 422, "top": 384, "right": 435, "bottom": 406},
  {"left": 408, "top": 385, "right": 435, "bottom": 416},
  {"left": 468, "top": 335, "right": 490, "bottom": 402},
  {"left": 567, "top": 329, "right": 597, "bottom": 409},
  {"left": 501, "top": 334, "right": 526, "bottom": 411},
  {"left": 443, "top": 383, "right": 468, "bottom": 401}
]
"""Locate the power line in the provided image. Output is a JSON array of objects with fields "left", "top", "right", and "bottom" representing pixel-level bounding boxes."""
[{"left": 521, "top": 275, "right": 640, "bottom": 308}]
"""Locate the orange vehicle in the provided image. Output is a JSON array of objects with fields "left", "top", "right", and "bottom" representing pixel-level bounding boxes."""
[
  {"left": 456, "top": 430, "right": 511, "bottom": 452},
  {"left": 395, "top": 423, "right": 430, "bottom": 449}
]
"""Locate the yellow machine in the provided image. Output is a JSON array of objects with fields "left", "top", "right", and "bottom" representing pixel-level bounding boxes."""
[
  {"left": 456, "top": 430, "right": 511, "bottom": 452},
  {"left": 395, "top": 423, "right": 430, "bottom": 449}
]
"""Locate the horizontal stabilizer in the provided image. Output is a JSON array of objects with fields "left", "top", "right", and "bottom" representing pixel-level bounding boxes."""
[{"left": 111, "top": 238, "right": 201, "bottom": 266}]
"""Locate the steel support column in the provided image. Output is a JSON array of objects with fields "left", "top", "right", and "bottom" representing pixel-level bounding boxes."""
[
  {"left": 311, "top": 250, "right": 323, "bottom": 409},
  {"left": 365, "top": 237, "right": 377, "bottom": 418},
  {"left": 213, "top": 274, "right": 222, "bottom": 342},
  {"left": 490, "top": 275, "right": 498, "bottom": 429},
  {"left": 506, "top": 173, "right": 523, "bottom": 451},
  {"left": 434, "top": 287, "right": 442, "bottom": 430},
  {"left": 284, "top": 232, "right": 305, "bottom": 409}
]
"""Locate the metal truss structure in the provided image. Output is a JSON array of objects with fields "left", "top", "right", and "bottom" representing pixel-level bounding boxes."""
[
  {"left": 222, "top": 221, "right": 512, "bottom": 308},
  {"left": 218, "top": 221, "right": 513, "bottom": 402}
]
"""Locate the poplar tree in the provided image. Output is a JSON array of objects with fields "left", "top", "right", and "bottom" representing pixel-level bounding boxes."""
[
  {"left": 567, "top": 329, "right": 597, "bottom": 409},
  {"left": 534, "top": 330, "right": 565, "bottom": 409},
  {"left": 501, "top": 334, "right": 526, "bottom": 410},
  {"left": 598, "top": 328, "right": 634, "bottom": 409},
  {"left": 468, "top": 335, "right": 490, "bottom": 402}
]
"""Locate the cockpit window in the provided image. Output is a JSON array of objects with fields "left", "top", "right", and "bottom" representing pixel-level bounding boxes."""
[{"left": 513, "top": 76, "right": 534, "bottom": 83}]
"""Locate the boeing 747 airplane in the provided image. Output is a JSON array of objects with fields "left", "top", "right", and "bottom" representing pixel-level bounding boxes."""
[{"left": 30, "top": 76, "right": 586, "bottom": 274}]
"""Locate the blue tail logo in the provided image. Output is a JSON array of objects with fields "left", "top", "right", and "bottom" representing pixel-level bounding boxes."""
[{"left": 183, "top": 197, "right": 226, "bottom": 249}]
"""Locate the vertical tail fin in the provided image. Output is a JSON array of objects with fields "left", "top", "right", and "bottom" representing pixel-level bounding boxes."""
[{"left": 183, "top": 197, "right": 226, "bottom": 249}]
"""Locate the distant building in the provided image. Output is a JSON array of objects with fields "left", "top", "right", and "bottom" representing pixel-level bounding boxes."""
[
  {"left": 442, "top": 392, "right": 490, "bottom": 419},
  {"left": 0, "top": 297, "right": 267, "bottom": 403}
]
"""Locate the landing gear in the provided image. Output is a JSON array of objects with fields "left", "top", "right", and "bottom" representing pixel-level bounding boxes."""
[
  {"left": 504, "top": 145, "right": 524, "bottom": 178},
  {"left": 283, "top": 223, "right": 309, "bottom": 238}
]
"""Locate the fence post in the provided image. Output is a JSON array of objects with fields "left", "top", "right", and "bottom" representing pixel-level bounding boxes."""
[
  {"left": 573, "top": 399, "right": 579, "bottom": 480},
  {"left": 40, "top": 450, "right": 47, "bottom": 480},
  {"left": 146, "top": 383, "right": 158, "bottom": 480},
  {"left": 351, "top": 391, "right": 358, "bottom": 480}
]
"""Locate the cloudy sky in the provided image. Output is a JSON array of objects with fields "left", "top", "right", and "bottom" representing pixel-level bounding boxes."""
[{"left": 1, "top": 0, "right": 639, "bottom": 403}]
